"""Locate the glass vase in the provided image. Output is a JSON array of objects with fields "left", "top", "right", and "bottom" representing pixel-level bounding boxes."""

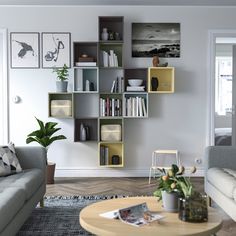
[{"left": 178, "top": 193, "right": 208, "bottom": 223}]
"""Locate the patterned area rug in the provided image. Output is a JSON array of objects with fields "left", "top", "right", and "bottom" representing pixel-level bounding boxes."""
[{"left": 17, "top": 195, "right": 124, "bottom": 236}]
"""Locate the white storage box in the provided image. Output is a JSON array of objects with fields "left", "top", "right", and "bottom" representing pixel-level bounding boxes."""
[
  {"left": 51, "top": 100, "right": 72, "bottom": 117},
  {"left": 101, "top": 124, "right": 121, "bottom": 141}
]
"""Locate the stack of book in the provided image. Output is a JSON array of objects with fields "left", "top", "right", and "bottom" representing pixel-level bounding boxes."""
[
  {"left": 100, "top": 145, "right": 109, "bottom": 165},
  {"left": 126, "top": 86, "right": 145, "bottom": 92},
  {"left": 111, "top": 77, "right": 124, "bottom": 93},
  {"left": 75, "top": 56, "right": 97, "bottom": 66},
  {"left": 124, "top": 97, "right": 147, "bottom": 117},
  {"left": 100, "top": 97, "right": 122, "bottom": 117},
  {"left": 101, "top": 50, "right": 119, "bottom": 67}
]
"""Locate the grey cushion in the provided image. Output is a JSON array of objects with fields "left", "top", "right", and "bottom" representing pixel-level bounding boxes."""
[
  {"left": 0, "top": 169, "right": 43, "bottom": 200},
  {"left": 0, "top": 187, "right": 25, "bottom": 232},
  {"left": 207, "top": 167, "right": 236, "bottom": 198},
  {"left": 0, "top": 143, "right": 22, "bottom": 176}
]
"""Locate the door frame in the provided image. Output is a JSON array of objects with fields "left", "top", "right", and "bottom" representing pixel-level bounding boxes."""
[
  {"left": 207, "top": 30, "right": 236, "bottom": 146},
  {"left": 0, "top": 28, "right": 8, "bottom": 144}
]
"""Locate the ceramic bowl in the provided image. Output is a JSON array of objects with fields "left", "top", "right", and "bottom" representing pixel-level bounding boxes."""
[{"left": 128, "top": 79, "right": 143, "bottom": 87}]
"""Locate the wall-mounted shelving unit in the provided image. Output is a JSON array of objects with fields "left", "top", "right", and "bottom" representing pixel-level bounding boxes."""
[{"left": 48, "top": 16, "right": 175, "bottom": 168}]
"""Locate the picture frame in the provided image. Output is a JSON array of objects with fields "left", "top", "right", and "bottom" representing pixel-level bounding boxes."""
[
  {"left": 132, "top": 23, "right": 180, "bottom": 58},
  {"left": 42, "top": 32, "right": 71, "bottom": 68},
  {"left": 10, "top": 32, "right": 40, "bottom": 68}
]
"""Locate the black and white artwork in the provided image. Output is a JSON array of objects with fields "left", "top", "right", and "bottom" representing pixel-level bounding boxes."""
[
  {"left": 10, "top": 33, "right": 40, "bottom": 68},
  {"left": 42, "top": 32, "right": 71, "bottom": 68},
  {"left": 132, "top": 23, "right": 180, "bottom": 58}
]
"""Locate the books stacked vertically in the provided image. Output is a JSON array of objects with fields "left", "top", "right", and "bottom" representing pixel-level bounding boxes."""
[
  {"left": 100, "top": 97, "right": 122, "bottom": 117},
  {"left": 101, "top": 50, "right": 119, "bottom": 67},
  {"left": 124, "top": 97, "right": 147, "bottom": 117},
  {"left": 100, "top": 145, "right": 109, "bottom": 165},
  {"left": 111, "top": 77, "right": 124, "bottom": 93}
]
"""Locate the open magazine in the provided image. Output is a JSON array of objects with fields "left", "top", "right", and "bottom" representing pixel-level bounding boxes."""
[{"left": 99, "top": 202, "right": 164, "bottom": 227}]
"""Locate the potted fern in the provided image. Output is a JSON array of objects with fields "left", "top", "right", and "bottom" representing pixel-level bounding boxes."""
[
  {"left": 53, "top": 64, "right": 69, "bottom": 92},
  {"left": 26, "top": 117, "right": 66, "bottom": 184}
]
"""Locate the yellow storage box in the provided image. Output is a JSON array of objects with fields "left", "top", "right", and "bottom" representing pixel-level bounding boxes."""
[
  {"left": 101, "top": 124, "right": 121, "bottom": 141},
  {"left": 51, "top": 100, "right": 72, "bottom": 117}
]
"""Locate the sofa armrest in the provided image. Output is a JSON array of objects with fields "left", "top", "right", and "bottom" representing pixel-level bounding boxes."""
[
  {"left": 204, "top": 146, "right": 236, "bottom": 171},
  {"left": 15, "top": 146, "right": 47, "bottom": 175}
]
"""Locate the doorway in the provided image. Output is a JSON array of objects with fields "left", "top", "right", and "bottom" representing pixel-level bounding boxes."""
[
  {"left": 208, "top": 30, "right": 236, "bottom": 146},
  {"left": 0, "top": 29, "right": 8, "bottom": 144}
]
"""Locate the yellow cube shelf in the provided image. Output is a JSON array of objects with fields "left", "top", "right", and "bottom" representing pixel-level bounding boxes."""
[
  {"left": 148, "top": 67, "right": 175, "bottom": 93},
  {"left": 98, "top": 142, "right": 124, "bottom": 167}
]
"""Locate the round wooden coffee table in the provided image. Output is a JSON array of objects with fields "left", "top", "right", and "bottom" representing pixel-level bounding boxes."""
[{"left": 80, "top": 196, "right": 222, "bottom": 236}]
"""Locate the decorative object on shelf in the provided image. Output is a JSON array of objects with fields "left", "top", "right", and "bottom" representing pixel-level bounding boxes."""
[
  {"left": 152, "top": 55, "right": 160, "bottom": 67},
  {"left": 153, "top": 164, "right": 198, "bottom": 213},
  {"left": 53, "top": 64, "right": 69, "bottom": 92},
  {"left": 85, "top": 80, "right": 90, "bottom": 91},
  {"left": 132, "top": 23, "right": 180, "bottom": 58},
  {"left": 159, "top": 62, "right": 168, "bottom": 67},
  {"left": 151, "top": 77, "right": 159, "bottom": 91},
  {"left": 179, "top": 192, "right": 208, "bottom": 223},
  {"left": 108, "top": 31, "right": 114, "bottom": 40},
  {"left": 80, "top": 123, "right": 87, "bottom": 141},
  {"left": 10, "top": 32, "right": 40, "bottom": 68},
  {"left": 42, "top": 32, "right": 71, "bottom": 68},
  {"left": 90, "top": 82, "right": 95, "bottom": 91},
  {"left": 128, "top": 79, "right": 143, "bottom": 87},
  {"left": 50, "top": 100, "right": 72, "bottom": 117},
  {"left": 101, "top": 28, "right": 109, "bottom": 41},
  {"left": 112, "top": 155, "right": 120, "bottom": 165},
  {"left": 115, "top": 32, "right": 120, "bottom": 40},
  {"left": 26, "top": 117, "right": 66, "bottom": 184},
  {"left": 101, "top": 124, "right": 122, "bottom": 141}
]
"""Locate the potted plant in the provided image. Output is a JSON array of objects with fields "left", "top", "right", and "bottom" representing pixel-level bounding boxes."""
[
  {"left": 153, "top": 164, "right": 197, "bottom": 212},
  {"left": 26, "top": 117, "right": 66, "bottom": 184},
  {"left": 53, "top": 64, "right": 69, "bottom": 92}
]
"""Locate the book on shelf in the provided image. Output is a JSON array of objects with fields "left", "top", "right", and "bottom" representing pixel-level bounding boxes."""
[
  {"left": 100, "top": 145, "right": 109, "bottom": 165},
  {"left": 101, "top": 50, "right": 119, "bottom": 67},
  {"left": 75, "top": 62, "right": 97, "bottom": 67},
  {"left": 126, "top": 86, "right": 145, "bottom": 92},
  {"left": 111, "top": 77, "right": 124, "bottom": 93},
  {"left": 100, "top": 202, "right": 164, "bottom": 227},
  {"left": 100, "top": 97, "right": 122, "bottom": 117},
  {"left": 125, "top": 97, "right": 147, "bottom": 117}
]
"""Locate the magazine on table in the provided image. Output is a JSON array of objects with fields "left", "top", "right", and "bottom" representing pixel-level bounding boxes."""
[{"left": 99, "top": 202, "right": 164, "bottom": 227}]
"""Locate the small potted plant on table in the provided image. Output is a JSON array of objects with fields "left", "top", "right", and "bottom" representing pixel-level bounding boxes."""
[
  {"left": 53, "top": 64, "right": 69, "bottom": 92},
  {"left": 26, "top": 117, "right": 66, "bottom": 184}
]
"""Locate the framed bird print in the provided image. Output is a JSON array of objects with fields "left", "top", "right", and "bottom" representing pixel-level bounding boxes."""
[{"left": 10, "top": 32, "right": 40, "bottom": 68}]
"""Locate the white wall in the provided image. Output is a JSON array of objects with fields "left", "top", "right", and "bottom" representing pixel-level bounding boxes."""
[{"left": 1, "top": 5, "right": 236, "bottom": 176}]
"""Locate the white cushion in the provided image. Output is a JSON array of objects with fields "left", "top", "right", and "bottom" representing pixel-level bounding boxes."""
[
  {"left": 0, "top": 142, "right": 22, "bottom": 176},
  {"left": 207, "top": 167, "right": 236, "bottom": 199}
]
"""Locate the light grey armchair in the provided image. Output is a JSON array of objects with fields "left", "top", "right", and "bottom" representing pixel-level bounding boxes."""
[{"left": 204, "top": 146, "right": 236, "bottom": 221}]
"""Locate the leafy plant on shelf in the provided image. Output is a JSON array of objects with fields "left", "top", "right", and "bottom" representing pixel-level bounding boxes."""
[
  {"left": 153, "top": 164, "right": 197, "bottom": 200},
  {"left": 26, "top": 117, "right": 67, "bottom": 163},
  {"left": 53, "top": 64, "right": 69, "bottom": 81}
]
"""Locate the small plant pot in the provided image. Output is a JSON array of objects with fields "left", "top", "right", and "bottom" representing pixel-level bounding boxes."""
[
  {"left": 56, "top": 81, "right": 68, "bottom": 92},
  {"left": 47, "top": 162, "right": 56, "bottom": 184},
  {"left": 178, "top": 194, "right": 208, "bottom": 223},
  {"left": 161, "top": 191, "right": 179, "bottom": 212}
]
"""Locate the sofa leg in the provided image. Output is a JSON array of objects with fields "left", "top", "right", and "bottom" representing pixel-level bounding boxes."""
[
  {"left": 39, "top": 199, "right": 44, "bottom": 208},
  {"left": 207, "top": 196, "right": 212, "bottom": 207}
]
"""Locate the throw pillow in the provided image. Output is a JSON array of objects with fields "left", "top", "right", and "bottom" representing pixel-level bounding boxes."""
[{"left": 0, "top": 142, "right": 22, "bottom": 177}]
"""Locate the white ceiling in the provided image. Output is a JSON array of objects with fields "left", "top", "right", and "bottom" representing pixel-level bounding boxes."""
[{"left": 1, "top": 0, "right": 236, "bottom": 6}]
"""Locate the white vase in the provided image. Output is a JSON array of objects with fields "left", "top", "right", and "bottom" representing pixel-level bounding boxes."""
[{"left": 101, "top": 28, "right": 108, "bottom": 41}]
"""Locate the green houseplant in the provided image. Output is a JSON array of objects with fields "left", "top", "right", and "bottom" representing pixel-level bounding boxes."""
[
  {"left": 153, "top": 164, "right": 197, "bottom": 212},
  {"left": 26, "top": 117, "right": 66, "bottom": 184},
  {"left": 53, "top": 64, "right": 69, "bottom": 92}
]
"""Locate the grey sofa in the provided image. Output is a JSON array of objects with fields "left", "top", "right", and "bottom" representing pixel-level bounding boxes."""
[
  {"left": 205, "top": 146, "right": 236, "bottom": 221},
  {"left": 0, "top": 146, "right": 46, "bottom": 236}
]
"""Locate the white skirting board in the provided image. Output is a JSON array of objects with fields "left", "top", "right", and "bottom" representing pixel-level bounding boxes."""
[{"left": 55, "top": 168, "right": 204, "bottom": 177}]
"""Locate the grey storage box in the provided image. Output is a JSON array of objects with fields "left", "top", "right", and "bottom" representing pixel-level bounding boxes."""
[
  {"left": 51, "top": 100, "right": 72, "bottom": 117},
  {"left": 101, "top": 124, "right": 121, "bottom": 141}
]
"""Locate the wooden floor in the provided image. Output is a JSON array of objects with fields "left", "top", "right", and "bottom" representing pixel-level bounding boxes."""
[{"left": 46, "top": 177, "right": 235, "bottom": 236}]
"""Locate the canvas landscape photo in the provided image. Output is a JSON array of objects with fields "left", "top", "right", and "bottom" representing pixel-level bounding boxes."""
[{"left": 132, "top": 23, "right": 180, "bottom": 58}]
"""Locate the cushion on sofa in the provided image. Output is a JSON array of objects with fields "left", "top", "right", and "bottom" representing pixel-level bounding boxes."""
[
  {"left": 0, "top": 142, "right": 22, "bottom": 176},
  {"left": 207, "top": 167, "right": 236, "bottom": 199},
  {"left": 0, "top": 187, "right": 25, "bottom": 233},
  {"left": 0, "top": 169, "right": 43, "bottom": 200}
]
